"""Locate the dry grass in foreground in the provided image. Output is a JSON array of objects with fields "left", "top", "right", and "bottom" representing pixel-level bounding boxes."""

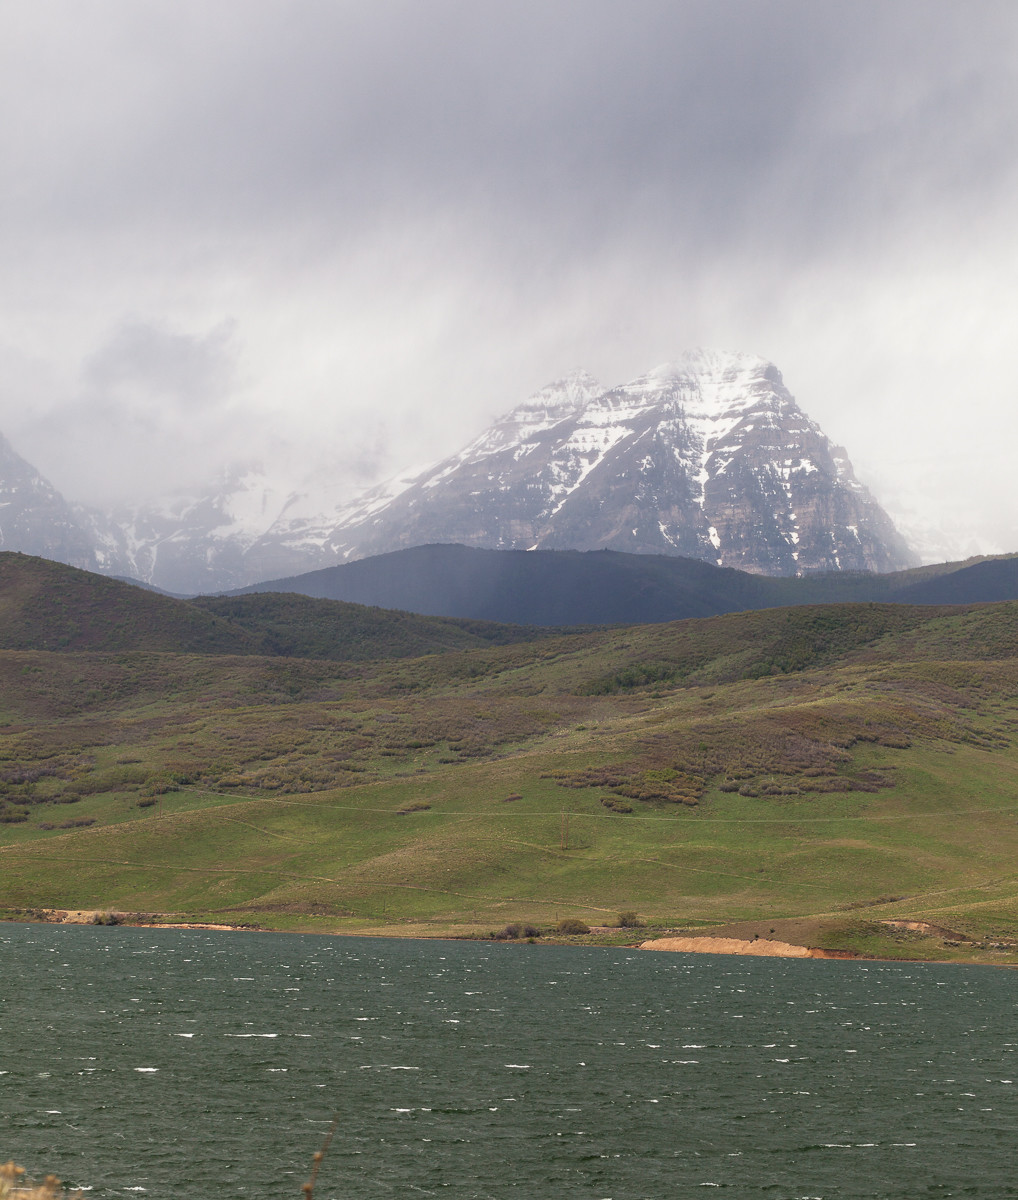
[{"left": 0, "top": 1162, "right": 82, "bottom": 1200}]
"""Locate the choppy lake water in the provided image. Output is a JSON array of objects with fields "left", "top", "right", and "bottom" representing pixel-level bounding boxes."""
[{"left": 1, "top": 923, "right": 1016, "bottom": 1199}]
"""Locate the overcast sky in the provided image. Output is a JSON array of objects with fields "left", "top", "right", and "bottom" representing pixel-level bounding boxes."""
[{"left": 2, "top": 0, "right": 1017, "bottom": 559}]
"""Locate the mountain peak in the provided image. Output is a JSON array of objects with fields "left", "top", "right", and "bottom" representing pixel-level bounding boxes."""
[
  {"left": 645, "top": 360, "right": 683, "bottom": 382},
  {"left": 622, "top": 351, "right": 776, "bottom": 403},
  {"left": 515, "top": 369, "right": 605, "bottom": 413},
  {"left": 679, "top": 346, "right": 770, "bottom": 374}
]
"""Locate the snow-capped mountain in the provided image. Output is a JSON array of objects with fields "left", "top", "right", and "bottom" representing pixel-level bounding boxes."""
[
  {"left": 0, "top": 432, "right": 99, "bottom": 569},
  {"left": 0, "top": 350, "right": 918, "bottom": 591},
  {"left": 260, "top": 349, "right": 916, "bottom": 578}
]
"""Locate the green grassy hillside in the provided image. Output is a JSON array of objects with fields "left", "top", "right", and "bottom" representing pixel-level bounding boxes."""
[
  {"left": 3, "top": 596, "right": 1018, "bottom": 961},
  {"left": 192, "top": 592, "right": 567, "bottom": 658},
  {"left": 0, "top": 553, "right": 258, "bottom": 654},
  {"left": 0, "top": 553, "right": 556, "bottom": 660}
]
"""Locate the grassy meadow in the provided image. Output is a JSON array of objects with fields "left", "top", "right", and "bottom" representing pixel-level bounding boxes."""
[{"left": 2, "top": 562, "right": 1018, "bottom": 962}]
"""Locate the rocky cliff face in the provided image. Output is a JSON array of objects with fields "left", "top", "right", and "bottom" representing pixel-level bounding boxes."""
[{"left": 273, "top": 349, "right": 916, "bottom": 577}]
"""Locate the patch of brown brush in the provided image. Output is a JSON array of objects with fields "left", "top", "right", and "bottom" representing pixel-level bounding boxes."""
[{"left": 0, "top": 1161, "right": 83, "bottom": 1199}]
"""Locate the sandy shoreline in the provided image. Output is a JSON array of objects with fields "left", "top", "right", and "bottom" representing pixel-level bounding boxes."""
[
  {"left": 8, "top": 910, "right": 1016, "bottom": 966},
  {"left": 639, "top": 935, "right": 856, "bottom": 959},
  {"left": 16, "top": 909, "right": 260, "bottom": 932}
]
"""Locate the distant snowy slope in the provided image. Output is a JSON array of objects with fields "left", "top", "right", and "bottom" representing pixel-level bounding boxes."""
[{"left": 0, "top": 432, "right": 99, "bottom": 569}]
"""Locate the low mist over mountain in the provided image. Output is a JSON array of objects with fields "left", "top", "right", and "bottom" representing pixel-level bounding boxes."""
[{"left": 0, "top": 350, "right": 918, "bottom": 593}]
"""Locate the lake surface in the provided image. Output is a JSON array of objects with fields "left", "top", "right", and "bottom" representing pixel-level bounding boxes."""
[{"left": 1, "top": 923, "right": 1015, "bottom": 1199}]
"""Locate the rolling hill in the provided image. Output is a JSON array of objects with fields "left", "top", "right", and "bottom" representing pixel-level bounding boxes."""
[
  {"left": 230, "top": 543, "right": 1018, "bottom": 626},
  {"left": 0, "top": 552, "right": 259, "bottom": 655},
  {"left": 892, "top": 555, "right": 1018, "bottom": 605},
  {"left": 3, "top": 554, "right": 1018, "bottom": 963},
  {"left": 0, "top": 552, "right": 561, "bottom": 660}
]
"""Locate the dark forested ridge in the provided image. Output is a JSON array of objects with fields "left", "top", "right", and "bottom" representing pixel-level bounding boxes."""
[{"left": 228, "top": 543, "right": 1018, "bottom": 626}]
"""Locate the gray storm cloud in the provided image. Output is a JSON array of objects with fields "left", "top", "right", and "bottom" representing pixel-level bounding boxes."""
[
  {"left": 81, "top": 322, "right": 236, "bottom": 416},
  {"left": 1, "top": 0, "right": 1016, "bottom": 553}
]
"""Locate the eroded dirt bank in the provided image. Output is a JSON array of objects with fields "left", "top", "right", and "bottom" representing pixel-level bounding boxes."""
[{"left": 640, "top": 936, "right": 856, "bottom": 959}]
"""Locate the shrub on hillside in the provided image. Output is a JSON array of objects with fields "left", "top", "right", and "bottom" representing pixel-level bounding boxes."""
[
  {"left": 601, "top": 797, "right": 634, "bottom": 813},
  {"left": 492, "top": 922, "right": 541, "bottom": 940}
]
